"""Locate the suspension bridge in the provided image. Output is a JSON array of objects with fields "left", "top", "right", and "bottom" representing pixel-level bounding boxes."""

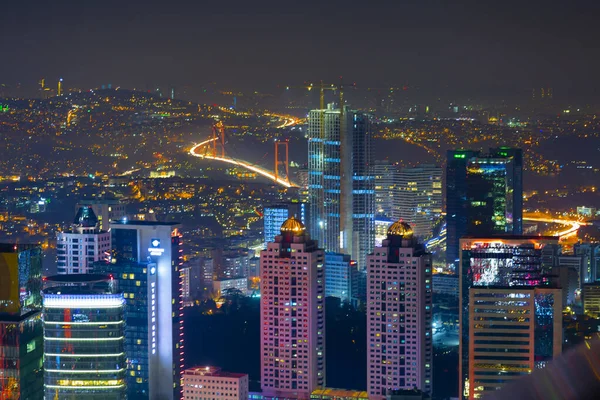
[{"left": 189, "top": 122, "right": 299, "bottom": 188}]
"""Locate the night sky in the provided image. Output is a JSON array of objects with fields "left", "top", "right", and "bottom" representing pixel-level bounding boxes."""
[{"left": 2, "top": 0, "right": 600, "bottom": 99}]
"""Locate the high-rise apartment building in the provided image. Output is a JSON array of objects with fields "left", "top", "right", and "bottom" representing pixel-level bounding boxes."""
[
  {"left": 77, "top": 198, "right": 126, "bottom": 231},
  {"left": 307, "top": 104, "right": 374, "bottom": 270},
  {"left": 260, "top": 217, "right": 325, "bottom": 398},
  {"left": 56, "top": 206, "right": 111, "bottom": 274},
  {"left": 183, "top": 367, "right": 249, "bottom": 400},
  {"left": 367, "top": 221, "right": 433, "bottom": 399},
  {"left": 373, "top": 160, "right": 397, "bottom": 217},
  {"left": 458, "top": 236, "right": 558, "bottom": 400},
  {"left": 467, "top": 287, "right": 562, "bottom": 399},
  {"left": 446, "top": 148, "right": 523, "bottom": 266},
  {"left": 264, "top": 202, "right": 308, "bottom": 246},
  {"left": 109, "top": 220, "right": 184, "bottom": 400},
  {"left": 42, "top": 274, "right": 126, "bottom": 399},
  {"left": 0, "top": 243, "right": 43, "bottom": 399},
  {"left": 393, "top": 164, "right": 442, "bottom": 238}
]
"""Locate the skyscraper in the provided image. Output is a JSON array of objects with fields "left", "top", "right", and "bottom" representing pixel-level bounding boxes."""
[
  {"left": 307, "top": 104, "right": 374, "bottom": 270},
  {"left": 42, "top": 274, "right": 126, "bottom": 399},
  {"left": 466, "top": 286, "right": 561, "bottom": 399},
  {"left": 373, "top": 160, "right": 397, "bottom": 217},
  {"left": 446, "top": 149, "right": 523, "bottom": 266},
  {"left": 263, "top": 202, "right": 308, "bottom": 246},
  {"left": 56, "top": 206, "right": 111, "bottom": 274},
  {"left": 109, "top": 220, "right": 184, "bottom": 400},
  {"left": 367, "top": 221, "right": 433, "bottom": 398},
  {"left": 393, "top": 164, "right": 442, "bottom": 238},
  {"left": 260, "top": 217, "right": 325, "bottom": 398},
  {"left": 0, "top": 243, "right": 43, "bottom": 400},
  {"left": 458, "top": 236, "right": 559, "bottom": 400}
]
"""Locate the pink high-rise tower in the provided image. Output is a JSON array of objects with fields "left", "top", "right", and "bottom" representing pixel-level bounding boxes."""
[
  {"left": 260, "top": 217, "right": 326, "bottom": 399},
  {"left": 367, "top": 220, "right": 433, "bottom": 398}
]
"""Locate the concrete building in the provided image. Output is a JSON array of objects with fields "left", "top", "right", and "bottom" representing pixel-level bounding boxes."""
[
  {"left": 260, "top": 217, "right": 325, "bottom": 398},
  {"left": 42, "top": 274, "right": 126, "bottom": 399},
  {"left": 182, "top": 366, "right": 248, "bottom": 400},
  {"left": 574, "top": 243, "right": 600, "bottom": 283},
  {"left": 583, "top": 283, "right": 600, "bottom": 318},
  {"left": 77, "top": 198, "right": 126, "bottom": 231},
  {"left": 56, "top": 206, "right": 110, "bottom": 274},
  {"left": 432, "top": 274, "right": 459, "bottom": 297},
  {"left": 367, "top": 221, "right": 433, "bottom": 399},
  {"left": 307, "top": 105, "right": 374, "bottom": 270},
  {"left": 467, "top": 287, "right": 562, "bottom": 399},
  {"left": 213, "top": 277, "right": 248, "bottom": 297},
  {"left": 393, "top": 164, "right": 442, "bottom": 238}
]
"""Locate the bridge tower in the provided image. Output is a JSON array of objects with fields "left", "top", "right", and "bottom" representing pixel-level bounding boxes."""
[
  {"left": 211, "top": 121, "right": 225, "bottom": 157},
  {"left": 274, "top": 139, "right": 290, "bottom": 185}
]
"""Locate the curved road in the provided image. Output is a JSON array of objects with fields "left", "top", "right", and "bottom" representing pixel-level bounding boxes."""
[{"left": 189, "top": 137, "right": 298, "bottom": 188}]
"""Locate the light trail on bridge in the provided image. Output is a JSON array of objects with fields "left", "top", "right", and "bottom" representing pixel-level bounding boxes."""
[{"left": 189, "top": 138, "right": 298, "bottom": 188}]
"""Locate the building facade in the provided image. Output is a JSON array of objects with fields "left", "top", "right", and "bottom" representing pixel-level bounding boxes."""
[
  {"left": 307, "top": 105, "right": 374, "bottom": 270},
  {"left": 393, "top": 164, "right": 442, "bottom": 238},
  {"left": 583, "top": 283, "right": 600, "bottom": 318},
  {"left": 264, "top": 202, "right": 308, "bottom": 246},
  {"left": 110, "top": 220, "right": 184, "bottom": 400},
  {"left": 467, "top": 287, "right": 562, "bottom": 399},
  {"left": 0, "top": 243, "right": 43, "bottom": 400},
  {"left": 182, "top": 367, "right": 248, "bottom": 400},
  {"left": 260, "top": 217, "right": 325, "bottom": 398},
  {"left": 373, "top": 160, "right": 397, "bottom": 217},
  {"left": 42, "top": 274, "right": 126, "bottom": 399},
  {"left": 56, "top": 206, "right": 111, "bottom": 274},
  {"left": 77, "top": 198, "right": 126, "bottom": 231},
  {"left": 324, "top": 252, "right": 353, "bottom": 304},
  {"left": 446, "top": 149, "right": 523, "bottom": 266},
  {"left": 458, "top": 236, "right": 558, "bottom": 400},
  {"left": 367, "top": 221, "right": 433, "bottom": 399}
]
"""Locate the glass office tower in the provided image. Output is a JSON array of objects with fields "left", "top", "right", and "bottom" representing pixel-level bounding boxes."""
[
  {"left": 43, "top": 274, "right": 126, "bottom": 399},
  {"left": 307, "top": 104, "right": 374, "bottom": 270},
  {"left": 446, "top": 148, "right": 523, "bottom": 266}
]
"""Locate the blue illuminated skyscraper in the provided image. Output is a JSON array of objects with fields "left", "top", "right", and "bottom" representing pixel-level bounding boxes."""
[
  {"left": 307, "top": 104, "right": 374, "bottom": 270},
  {"left": 263, "top": 202, "right": 308, "bottom": 246}
]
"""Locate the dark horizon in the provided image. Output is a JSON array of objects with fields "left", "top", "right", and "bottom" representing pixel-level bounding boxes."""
[{"left": 2, "top": 0, "right": 600, "bottom": 102}]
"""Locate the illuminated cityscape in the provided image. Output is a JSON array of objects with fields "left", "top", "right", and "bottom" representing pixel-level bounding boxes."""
[{"left": 1, "top": 2, "right": 600, "bottom": 399}]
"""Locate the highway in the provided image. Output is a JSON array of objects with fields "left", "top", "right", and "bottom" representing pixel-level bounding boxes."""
[
  {"left": 189, "top": 137, "right": 298, "bottom": 188},
  {"left": 523, "top": 215, "right": 589, "bottom": 238}
]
